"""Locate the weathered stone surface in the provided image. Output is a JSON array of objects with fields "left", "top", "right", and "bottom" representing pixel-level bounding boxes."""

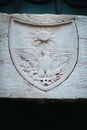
[{"left": 0, "top": 13, "right": 87, "bottom": 99}]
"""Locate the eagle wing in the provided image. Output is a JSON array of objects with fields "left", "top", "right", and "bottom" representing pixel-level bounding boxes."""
[
  {"left": 50, "top": 53, "right": 69, "bottom": 69},
  {"left": 16, "top": 49, "right": 39, "bottom": 69}
]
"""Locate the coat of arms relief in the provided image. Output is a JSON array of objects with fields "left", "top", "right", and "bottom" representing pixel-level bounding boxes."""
[{"left": 8, "top": 15, "right": 79, "bottom": 91}]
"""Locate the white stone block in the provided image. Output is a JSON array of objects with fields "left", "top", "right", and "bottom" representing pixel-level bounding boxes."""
[{"left": 0, "top": 13, "right": 87, "bottom": 99}]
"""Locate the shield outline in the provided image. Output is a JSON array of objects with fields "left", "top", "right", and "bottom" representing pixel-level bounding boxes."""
[{"left": 8, "top": 15, "right": 79, "bottom": 91}]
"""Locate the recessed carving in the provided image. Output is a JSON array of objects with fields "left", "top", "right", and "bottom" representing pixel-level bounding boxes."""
[{"left": 8, "top": 15, "right": 79, "bottom": 91}]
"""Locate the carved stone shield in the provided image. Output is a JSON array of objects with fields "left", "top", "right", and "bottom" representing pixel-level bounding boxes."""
[{"left": 8, "top": 15, "right": 79, "bottom": 91}]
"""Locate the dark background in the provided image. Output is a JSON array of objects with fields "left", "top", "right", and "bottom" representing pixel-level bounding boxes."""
[
  {"left": 0, "top": 98, "right": 87, "bottom": 128},
  {"left": 0, "top": 0, "right": 87, "bottom": 15}
]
